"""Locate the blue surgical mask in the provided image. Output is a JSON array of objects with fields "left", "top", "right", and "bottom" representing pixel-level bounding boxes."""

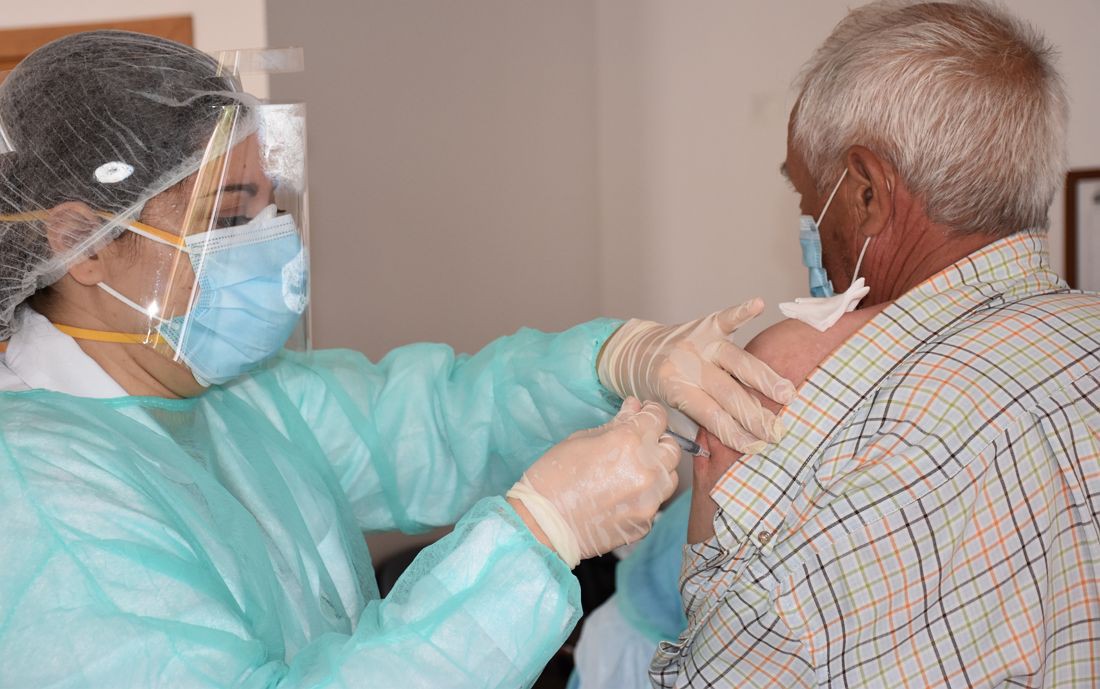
[
  {"left": 799, "top": 170, "right": 848, "bottom": 298},
  {"left": 99, "top": 204, "right": 308, "bottom": 386},
  {"left": 783, "top": 169, "right": 875, "bottom": 332}
]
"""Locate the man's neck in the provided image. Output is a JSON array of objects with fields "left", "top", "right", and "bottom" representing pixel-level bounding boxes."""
[{"left": 862, "top": 215, "right": 1001, "bottom": 305}]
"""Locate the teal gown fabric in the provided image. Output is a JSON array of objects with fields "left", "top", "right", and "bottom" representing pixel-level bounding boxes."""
[
  {"left": 615, "top": 490, "right": 691, "bottom": 644},
  {"left": 569, "top": 491, "right": 690, "bottom": 689},
  {"left": 0, "top": 319, "right": 622, "bottom": 688}
]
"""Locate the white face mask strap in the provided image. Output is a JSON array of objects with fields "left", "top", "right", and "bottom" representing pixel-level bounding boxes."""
[
  {"left": 97, "top": 282, "right": 167, "bottom": 322},
  {"left": 852, "top": 236, "right": 872, "bottom": 283},
  {"left": 0, "top": 111, "right": 14, "bottom": 154},
  {"left": 817, "top": 168, "right": 849, "bottom": 225}
]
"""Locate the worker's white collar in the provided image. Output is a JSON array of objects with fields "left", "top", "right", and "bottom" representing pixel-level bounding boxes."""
[{"left": 2, "top": 307, "right": 129, "bottom": 398}]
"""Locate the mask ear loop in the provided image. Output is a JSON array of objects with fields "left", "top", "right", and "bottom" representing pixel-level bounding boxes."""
[
  {"left": 816, "top": 168, "right": 849, "bottom": 224},
  {"left": 96, "top": 282, "right": 170, "bottom": 323},
  {"left": 851, "top": 236, "right": 872, "bottom": 284}
]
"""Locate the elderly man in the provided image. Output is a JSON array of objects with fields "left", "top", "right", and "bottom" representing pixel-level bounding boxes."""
[{"left": 652, "top": 2, "right": 1100, "bottom": 688}]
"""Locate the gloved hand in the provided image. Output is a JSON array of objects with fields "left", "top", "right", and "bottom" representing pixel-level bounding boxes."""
[
  {"left": 507, "top": 398, "right": 680, "bottom": 568},
  {"left": 597, "top": 298, "right": 795, "bottom": 454}
]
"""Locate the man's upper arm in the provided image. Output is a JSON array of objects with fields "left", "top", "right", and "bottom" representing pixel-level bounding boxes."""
[{"left": 689, "top": 308, "right": 884, "bottom": 543}]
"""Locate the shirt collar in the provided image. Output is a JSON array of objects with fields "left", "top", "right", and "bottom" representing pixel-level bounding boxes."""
[
  {"left": 710, "top": 231, "right": 1064, "bottom": 551},
  {"left": 2, "top": 307, "right": 129, "bottom": 398}
]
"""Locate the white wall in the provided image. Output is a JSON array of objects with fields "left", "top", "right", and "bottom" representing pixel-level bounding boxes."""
[
  {"left": 597, "top": 1, "right": 823, "bottom": 338},
  {"left": 266, "top": 0, "right": 603, "bottom": 561},
  {"left": 267, "top": 0, "right": 601, "bottom": 360},
  {"left": 1011, "top": 0, "right": 1100, "bottom": 277}
]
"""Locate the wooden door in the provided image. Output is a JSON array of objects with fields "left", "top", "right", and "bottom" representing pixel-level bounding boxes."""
[{"left": 0, "top": 16, "right": 193, "bottom": 79}]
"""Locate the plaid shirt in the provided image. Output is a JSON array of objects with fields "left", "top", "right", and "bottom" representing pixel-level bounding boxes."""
[{"left": 652, "top": 232, "right": 1100, "bottom": 688}]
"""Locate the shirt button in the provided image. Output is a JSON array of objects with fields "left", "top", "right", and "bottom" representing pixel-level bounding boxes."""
[{"left": 756, "top": 530, "right": 772, "bottom": 546}]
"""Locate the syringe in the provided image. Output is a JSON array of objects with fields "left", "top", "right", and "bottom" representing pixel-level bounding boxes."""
[{"left": 665, "top": 429, "right": 711, "bottom": 458}]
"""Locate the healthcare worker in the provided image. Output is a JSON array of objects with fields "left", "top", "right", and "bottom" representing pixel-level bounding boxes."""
[{"left": 0, "top": 32, "right": 791, "bottom": 689}]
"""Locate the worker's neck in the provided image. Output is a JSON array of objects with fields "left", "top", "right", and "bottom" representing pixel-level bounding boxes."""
[{"left": 29, "top": 290, "right": 200, "bottom": 398}]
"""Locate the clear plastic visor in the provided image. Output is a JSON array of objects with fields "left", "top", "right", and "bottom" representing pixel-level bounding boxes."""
[{"left": 112, "top": 99, "right": 311, "bottom": 372}]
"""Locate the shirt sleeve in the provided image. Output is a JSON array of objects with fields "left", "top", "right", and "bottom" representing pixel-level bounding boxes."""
[{"left": 255, "top": 318, "right": 623, "bottom": 533}]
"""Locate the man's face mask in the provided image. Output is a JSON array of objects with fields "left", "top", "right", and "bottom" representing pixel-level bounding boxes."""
[
  {"left": 800, "top": 170, "right": 846, "bottom": 298},
  {"left": 781, "top": 169, "right": 872, "bottom": 332}
]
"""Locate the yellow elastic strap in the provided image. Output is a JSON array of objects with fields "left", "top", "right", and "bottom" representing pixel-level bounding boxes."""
[
  {"left": 52, "top": 324, "right": 166, "bottom": 347},
  {"left": 0, "top": 211, "right": 47, "bottom": 222},
  {"left": 92, "top": 211, "right": 187, "bottom": 249},
  {"left": 121, "top": 218, "right": 188, "bottom": 249},
  {"left": 0, "top": 325, "right": 165, "bottom": 353},
  {"left": 0, "top": 211, "right": 186, "bottom": 250}
]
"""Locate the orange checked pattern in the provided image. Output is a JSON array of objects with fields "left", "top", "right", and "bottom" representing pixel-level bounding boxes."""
[{"left": 651, "top": 232, "right": 1100, "bottom": 688}]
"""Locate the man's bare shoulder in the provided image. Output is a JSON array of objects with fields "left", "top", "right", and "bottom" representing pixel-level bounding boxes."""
[
  {"left": 688, "top": 303, "right": 890, "bottom": 544},
  {"left": 745, "top": 303, "right": 888, "bottom": 386}
]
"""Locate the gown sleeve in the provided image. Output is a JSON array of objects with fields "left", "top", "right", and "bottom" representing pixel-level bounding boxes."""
[
  {"left": 0, "top": 424, "right": 583, "bottom": 689},
  {"left": 281, "top": 497, "right": 582, "bottom": 689},
  {"left": 257, "top": 318, "right": 624, "bottom": 533}
]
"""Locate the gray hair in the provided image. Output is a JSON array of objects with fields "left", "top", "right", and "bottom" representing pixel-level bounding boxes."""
[{"left": 792, "top": 0, "right": 1068, "bottom": 236}]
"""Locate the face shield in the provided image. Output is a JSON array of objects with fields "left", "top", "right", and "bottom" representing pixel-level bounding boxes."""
[
  {"left": 0, "top": 33, "right": 310, "bottom": 387},
  {"left": 106, "top": 51, "right": 312, "bottom": 386}
]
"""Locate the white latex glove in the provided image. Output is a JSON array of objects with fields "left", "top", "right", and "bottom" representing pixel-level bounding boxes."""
[
  {"left": 507, "top": 398, "right": 680, "bottom": 568},
  {"left": 597, "top": 299, "right": 796, "bottom": 454},
  {"left": 778, "top": 278, "right": 871, "bottom": 332}
]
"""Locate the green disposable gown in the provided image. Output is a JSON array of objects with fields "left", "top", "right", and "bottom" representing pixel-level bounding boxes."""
[{"left": 0, "top": 319, "right": 622, "bottom": 688}]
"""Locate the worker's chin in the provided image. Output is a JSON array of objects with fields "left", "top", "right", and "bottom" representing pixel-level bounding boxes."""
[{"left": 157, "top": 353, "right": 212, "bottom": 398}]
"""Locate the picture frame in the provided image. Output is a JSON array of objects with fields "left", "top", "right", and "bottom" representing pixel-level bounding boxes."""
[{"left": 1064, "top": 168, "right": 1100, "bottom": 291}]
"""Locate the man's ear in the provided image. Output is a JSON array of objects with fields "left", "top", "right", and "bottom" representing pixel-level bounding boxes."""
[
  {"left": 44, "top": 202, "right": 107, "bottom": 286},
  {"left": 843, "top": 145, "right": 895, "bottom": 239}
]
